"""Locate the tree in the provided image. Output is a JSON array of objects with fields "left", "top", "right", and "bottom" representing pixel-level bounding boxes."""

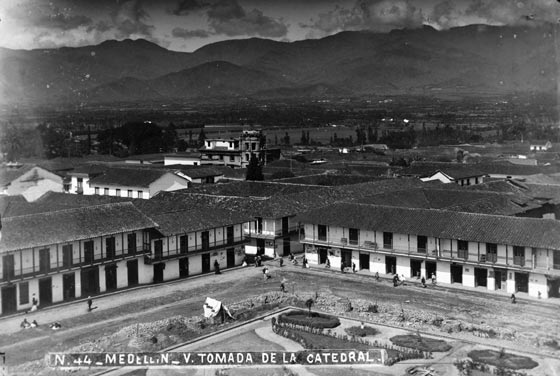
[
  {"left": 246, "top": 154, "right": 264, "bottom": 181},
  {"left": 198, "top": 128, "right": 206, "bottom": 148},
  {"left": 305, "top": 298, "right": 314, "bottom": 317},
  {"left": 283, "top": 132, "right": 290, "bottom": 145},
  {"left": 301, "top": 130, "right": 307, "bottom": 145}
]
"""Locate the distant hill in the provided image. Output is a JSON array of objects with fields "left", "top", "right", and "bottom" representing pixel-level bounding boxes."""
[{"left": 1, "top": 24, "right": 557, "bottom": 107}]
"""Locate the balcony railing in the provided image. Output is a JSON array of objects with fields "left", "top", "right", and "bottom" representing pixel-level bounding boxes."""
[
  {"left": 457, "top": 249, "right": 469, "bottom": 260},
  {"left": 144, "top": 236, "right": 247, "bottom": 264},
  {"left": 513, "top": 256, "right": 525, "bottom": 267},
  {"left": 1, "top": 246, "right": 150, "bottom": 283}
]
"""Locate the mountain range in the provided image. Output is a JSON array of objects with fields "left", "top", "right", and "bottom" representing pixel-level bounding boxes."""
[{"left": 0, "top": 24, "right": 557, "bottom": 107}]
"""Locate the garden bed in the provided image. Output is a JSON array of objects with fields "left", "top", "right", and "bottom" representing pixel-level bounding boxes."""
[
  {"left": 390, "top": 334, "right": 451, "bottom": 352},
  {"left": 277, "top": 310, "right": 340, "bottom": 329},
  {"left": 344, "top": 325, "right": 380, "bottom": 337},
  {"left": 467, "top": 349, "right": 538, "bottom": 370}
]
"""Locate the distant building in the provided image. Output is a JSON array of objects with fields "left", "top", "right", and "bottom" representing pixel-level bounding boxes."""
[
  {"left": 530, "top": 141, "right": 552, "bottom": 152},
  {"left": 199, "top": 129, "right": 271, "bottom": 168},
  {"left": 164, "top": 152, "right": 201, "bottom": 166},
  {"left": 420, "top": 168, "right": 486, "bottom": 186},
  {"left": 0, "top": 164, "right": 64, "bottom": 201}
]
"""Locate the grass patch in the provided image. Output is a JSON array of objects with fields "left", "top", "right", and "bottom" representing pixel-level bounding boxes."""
[
  {"left": 278, "top": 310, "right": 340, "bottom": 329},
  {"left": 345, "top": 326, "right": 380, "bottom": 337},
  {"left": 468, "top": 349, "right": 538, "bottom": 370},
  {"left": 390, "top": 334, "right": 451, "bottom": 352}
]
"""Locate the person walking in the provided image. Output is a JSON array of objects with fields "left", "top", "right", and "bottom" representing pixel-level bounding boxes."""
[
  {"left": 87, "top": 296, "right": 93, "bottom": 312},
  {"left": 352, "top": 262, "right": 356, "bottom": 273},
  {"left": 431, "top": 273, "right": 437, "bottom": 285},
  {"left": 421, "top": 276, "right": 427, "bottom": 288}
]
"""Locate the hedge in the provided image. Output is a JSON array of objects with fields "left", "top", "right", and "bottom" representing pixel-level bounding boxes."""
[{"left": 277, "top": 310, "right": 340, "bottom": 329}]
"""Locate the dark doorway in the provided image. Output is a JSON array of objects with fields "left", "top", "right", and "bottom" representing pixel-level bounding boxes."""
[
  {"left": 282, "top": 217, "right": 289, "bottom": 236},
  {"left": 179, "top": 257, "right": 189, "bottom": 278},
  {"left": 84, "top": 241, "right": 94, "bottom": 264},
  {"left": 494, "top": 269, "right": 506, "bottom": 290},
  {"left": 256, "top": 239, "right": 265, "bottom": 255},
  {"left": 153, "top": 263, "right": 165, "bottom": 283},
  {"left": 515, "top": 272, "right": 529, "bottom": 293},
  {"left": 410, "top": 259, "right": 422, "bottom": 278},
  {"left": 39, "top": 277, "right": 52, "bottom": 306},
  {"left": 105, "top": 264, "right": 117, "bottom": 291},
  {"left": 127, "top": 259, "right": 138, "bottom": 286},
  {"left": 226, "top": 249, "right": 235, "bottom": 268},
  {"left": 154, "top": 239, "right": 163, "bottom": 260},
  {"left": 341, "top": 249, "right": 352, "bottom": 269},
  {"left": 2, "top": 254, "right": 15, "bottom": 281},
  {"left": 359, "top": 253, "right": 370, "bottom": 270},
  {"left": 227, "top": 226, "right": 234, "bottom": 245},
  {"left": 63, "top": 273, "right": 75, "bottom": 300},
  {"left": 202, "top": 254, "right": 211, "bottom": 273},
  {"left": 548, "top": 278, "right": 560, "bottom": 298},
  {"left": 386, "top": 256, "right": 396, "bottom": 274},
  {"left": 451, "top": 264, "right": 463, "bottom": 284},
  {"left": 318, "top": 248, "right": 328, "bottom": 264},
  {"left": 81, "top": 266, "right": 99, "bottom": 296},
  {"left": 474, "top": 268, "right": 487, "bottom": 287},
  {"left": 39, "top": 248, "right": 50, "bottom": 274},
  {"left": 282, "top": 237, "right": 290, "bottom": 256},
  {"left": 425, "top": 261, "right": 437, "bottom": 280},
  {"left": 1, "top": 285, "right": 17, "bottom": 314}
]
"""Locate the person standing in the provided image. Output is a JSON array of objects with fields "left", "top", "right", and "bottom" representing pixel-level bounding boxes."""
[
  {"left": 87, "top": 296, "right": 93, "bottom": 312},
  {"left": 214, "top": 260, "right": 221, "bottom": 274},
  {"left": 352, "top": 262, "right": 356, "bottom": 273},
  {"left": 421, "top": 276, "right": 427, "bottom": 288}
]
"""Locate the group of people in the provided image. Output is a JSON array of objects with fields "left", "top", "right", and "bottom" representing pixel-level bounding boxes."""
[{"left": 20, "top": 318, "right": 39, "bottom": 329}]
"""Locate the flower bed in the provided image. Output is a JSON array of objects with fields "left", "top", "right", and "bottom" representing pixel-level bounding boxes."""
[
  {"left": 277, "top": 310, "right": 340, "bottom": 329},
  {"left": 344, "top": 325, "right": 380, "bottom": 337},
  {"left": 467, "top": 349, "right": 538, "bottom": 370},
  {"left": 390, "top": 334, "right": 451, "bottom": 352}
]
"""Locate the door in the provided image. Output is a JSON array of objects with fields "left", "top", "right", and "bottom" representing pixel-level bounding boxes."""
[
  {"left": 256, "top": 239, "right": 265, "bottom": 255},
  {"left": 282, "top": 236, "right": 291, "bottom": 256},
  {"left": 410, "top": 259, "right": 422, "bottom": 278},
  {"left": 226, "top": 248, "right": 235, "bottom": 268},
  {"left": 318, "top": 248, "right": 328, "bottom": 264},
  {"left": 548, "top": 278, "right": 560, "bottom": 298},
  {"left": 179, "top": 257, "right": 189, "bottom": 278},
  {"left": 451, "top": 264, "right": 463, "bottom": 284},
  {"left": 425, "top": 261, "right": 437, "bottom": 280},
  {"left": 1, "top": 285, "right": 17, "bottom": 315},
  {"left": 62, "top": 245, "right": 73, "bottom": 269},
  {"left": 359, "top": 253, "right": 370, "bottom": 270},
  {"left": 105, "top": 264, "right": 117, "bottom": 291},
  {"left": 81, "top": 266, "right": 99, "bottom": 296},
  {"left": 226, "top": 226, "right": 234, "bottom": 245},
  {"left": 386, "top": 256, "right": 396, "bottom": 274},
  {"left": 153, "top": 263, "right": 165, "bottom": 283},
  {"left": 2, "top": 254, "right": 15, "bottom": 281},
  {"left": 515, "top": 272, "right": 529, "bottom": 293},
  {"left": 282, "top": 217, "right": 289, "bottom": 236},
  {"left": 39, "top": 248, "right": 50, "bottom": 273},
  {"left": 475, "top": 268, "right": 487, "bottom": 287},
  {"left": 63, "top": 273, "right": 75, "bottom": 300},
  {"left": 341, "top": 249, "right": 352, "bottom": 269},
  {"left": 84, "top": 241, "right": 94, "bottom": 264},
  {"left": 127, "top": 259, "right": 138, "bottom": 286},
  {"left": 494, "top": 269, "right": 505, "bottom": 290},
  {"left": 202, "top": 253, "right": 211, "bottom": 273},
  {"left": 154, "top": 239, "right": 163, "bottom": 260},
  {"left": 39, "top": 277, "right": 52, "bottom": 305}
]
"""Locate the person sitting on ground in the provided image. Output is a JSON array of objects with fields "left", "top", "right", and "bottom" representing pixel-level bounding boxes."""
[
  {"left": 393, "top": 274, "right": 399, "bottom": 287},
  {"left": 214, "top": 260, "right": 221, "bottom": 274},
  {"left": 431, "top": 273, "right": 437, "bottom": 285},
  {"left": 289, "top": 252, "right": 294, "bottom": 261},
  {"left": 511, "top": 294, "right": 517, "bottom": 304},
  {"left": 375, "top": 271, "right": 380, "bottom": 281},
  {"left": 265, "top": 267, "right": 271, "bottom": 280},
  {"left": 31, "top": 320, "right": 39, "bottom": 328},
  {"left": 50, "top": 322, "right": 62, "bottom": 330},
  {"left": 400, "top": 274, "right": 407, "bottom": 285},
  {"left": 21, "top": 318, "right": 31, "bottom": 329}
]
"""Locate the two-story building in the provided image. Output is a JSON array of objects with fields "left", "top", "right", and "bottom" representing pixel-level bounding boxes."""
[
  {"left": 299, "top": 203, "right": 560, "bottom": 299},
  {"left": 0, "top": 202, "right": 157, "bottom": 315}
]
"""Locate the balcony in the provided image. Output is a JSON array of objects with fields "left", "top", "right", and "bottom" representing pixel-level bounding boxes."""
[
  {"left": 513, "top": 256, "right": 525, "bottom": 267},
  {"left": 457, "top": 249, "right": 469, "bottom": 260},
  {"left": 1, "top": 246, "right": 150, "bottom": 283},
  {"left": 480, "top": 254, "right": 497, "bottom": 263},
  {"left": 144, "top": 236, "right": 247, "bottom": 264}
]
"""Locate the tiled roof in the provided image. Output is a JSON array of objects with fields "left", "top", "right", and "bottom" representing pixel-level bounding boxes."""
[
  {"left": 89, "top": 168, "right": 182, "bottom": 188},
  {"left": 0, "top": 165, "right": 34, "bottom": 186},
  {"left": 297, "top": 203, "right": 560, "bottom": 250},
  {"left": 0, "top": 202, "right": 157, "bottom": 252},
  {"left": 186, "top": 181, "right": 323, "bottom": 197},
  {"left": 151, "top": 208, "right": 252, "bottom": 236},
  {"left": 175, "top": 167, "right": 224, "bottom": 179}
]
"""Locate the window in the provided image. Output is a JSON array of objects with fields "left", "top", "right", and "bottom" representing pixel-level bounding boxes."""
[
  {"left": 486, "top": 243, "right": 497, "bottom": 262},
  {"left": 458, "top": 240, "right": 469, "bottom": 259},
  {"left": 245, "top": 153, "right": 250, "bottom": 161},
  {"left": 95, "top": 187, "right": 99, "bottom": 194},
  {"left": 349, "top": 228, "right": 359, "bottom": 245},
  {"left": 138, "top": 190, "right": 143, "bottom": 199},
  {"left": 154, "top": 240, "right": 163, "bottom": 259},
  {"left": 180, "top": 235, "right": 188, "bottom": 254},
  {"left": 116, "top": 188, "right": 121, "bottom": 196},
  {"left": 251, "top": 142, "right": 256, "bottom": 150},
  {"left": 318, "top": 225, "right": 327, "bottom": 242},
  {"left": 245, "top": 143, "right": 249, "bottom": 150},
  {"left": 105, "top": 237, "right": 116, "bottom": 259},
  {"left": 230, "top": 156, "right": 235, "bottom": 162},
  {"left": 62, "top": 244, "right": 73, "bottom": 268},
  {"left": 226, "top": 226, "right": 234, "bottom": 245},
  {"left": 77, "top": 178, "right": 83, "bottom": 188},
  {"left": 19, "top": 282, "right": 29, "bottom": 305},
  {"left": 256, "top": 218, "right": 263, "bottom": 233},
  {"left": 475, "top": 177, "right": 479, "bottom": 184},
  {"left": 2, "top": 254, "right": 15, "bottom": 280},
  {"left": 127, "top": 233, "right": 137, "bottom": 254},
  {"left": 513, "top": 246, "right": 525, "bottom": 266},
  {"left": 84, "top": 241, "right": 94, "bottom": 263},
  {"left": 417, "top": 236, "right": 427, "bottom": 253},
  {"left": 383, "top": 232, "right": 393, "bottom": 249},
  {"left": 104, "top": 188, "right": 109, "bottom": 195},
  {"left": 128, "top": 190, "right": 133, "bottom": 198}
]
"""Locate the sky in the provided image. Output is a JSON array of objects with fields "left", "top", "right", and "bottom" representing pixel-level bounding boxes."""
[{"left": 0, "top": 0, "right": 559, "bottom": 52}]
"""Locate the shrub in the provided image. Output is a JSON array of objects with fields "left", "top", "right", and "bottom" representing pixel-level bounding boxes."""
[
  {"left": 468, "top": 349, "right": 538, "bottom": 370},
  {"left": 278, "top": 310, "right": 340, "bottom": 329},
  {"left": 345, "top": 326, "right": 380, "bottom": 337},
  {"left": 390, "top": 334, "right": 451, "bottom": 352}
]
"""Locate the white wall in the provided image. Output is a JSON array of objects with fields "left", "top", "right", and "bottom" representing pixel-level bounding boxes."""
[{"left": 463, "top": 265, "right": 475, "bottom": 288}]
